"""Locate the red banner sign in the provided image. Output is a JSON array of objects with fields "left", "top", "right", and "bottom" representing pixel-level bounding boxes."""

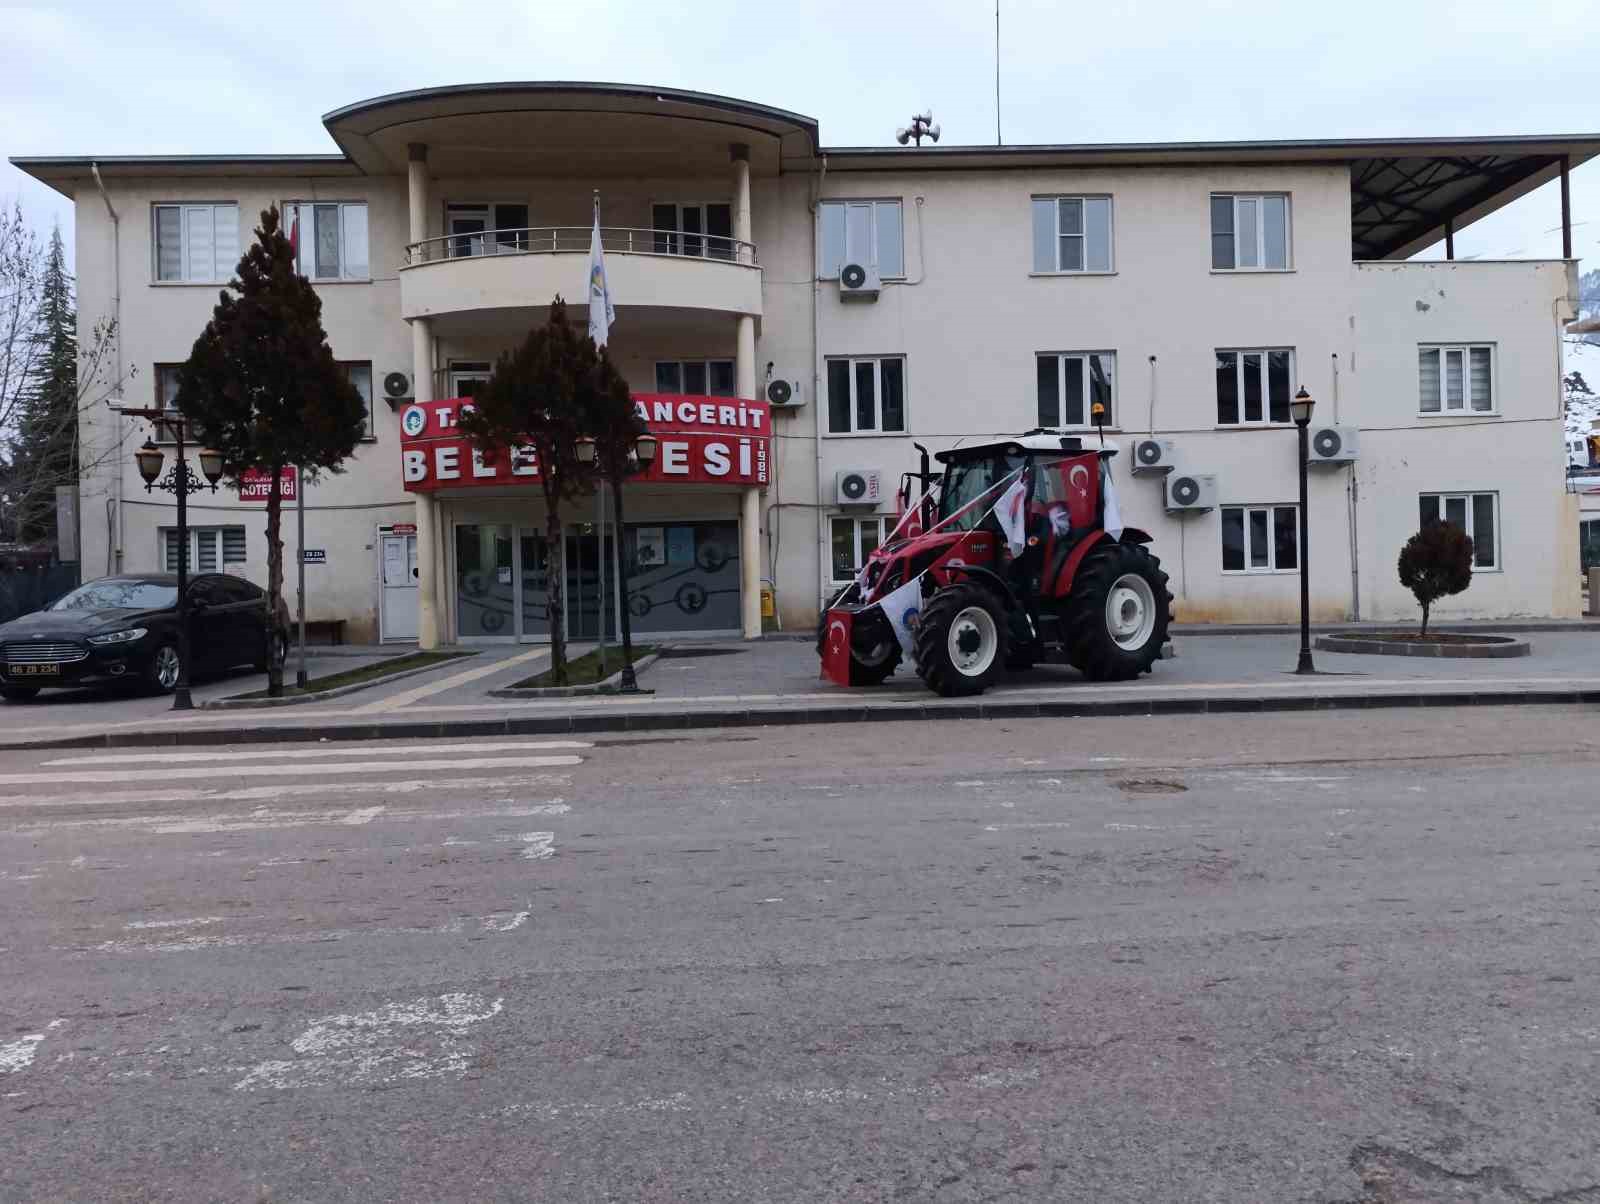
[
  {"left": 398, "top": 394, "right": 771, "bottom": 492},
  {"left": 238, "top": 467, "right": 297, "bottom": 502}
]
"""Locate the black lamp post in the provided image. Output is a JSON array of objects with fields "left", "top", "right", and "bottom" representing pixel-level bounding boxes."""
[
  {"left": 576, "top": 431, "right": 657, "bottom": 692},
  {"left": 133, "top": 418, "right": 223, "bottom": 709},
  {"left": 1290, "top": 386, "right": 1316, "bottom": 675}
]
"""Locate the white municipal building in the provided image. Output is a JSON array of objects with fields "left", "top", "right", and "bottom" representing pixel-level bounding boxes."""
[{"left": 13, "top": 83, "right": 1595, "bottom": 646}]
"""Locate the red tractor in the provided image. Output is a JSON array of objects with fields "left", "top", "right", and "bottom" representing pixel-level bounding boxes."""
[{"left": 819, "top": 432, "right": 1173, "bottom": 696}]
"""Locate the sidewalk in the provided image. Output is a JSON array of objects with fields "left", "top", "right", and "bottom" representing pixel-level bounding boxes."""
[{"left": 1, "top": 629, "right": 1597, "bottom": 750}]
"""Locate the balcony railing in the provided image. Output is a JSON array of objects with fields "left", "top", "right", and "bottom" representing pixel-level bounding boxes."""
[{"left": 405, "top": 226, "right": 757, "bottom": 268}]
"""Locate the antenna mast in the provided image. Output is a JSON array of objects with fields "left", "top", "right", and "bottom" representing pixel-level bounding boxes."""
[{"left": 995, "top": 1, "right": 1002, "bottom": 146}]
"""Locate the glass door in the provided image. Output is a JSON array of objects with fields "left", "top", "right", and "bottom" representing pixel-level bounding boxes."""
[
  {"left": 518, "top": 530, "right": 550, "bottom": 641},
  {"left": 565, "top": 525, "right": 617, "bottom": 642}
]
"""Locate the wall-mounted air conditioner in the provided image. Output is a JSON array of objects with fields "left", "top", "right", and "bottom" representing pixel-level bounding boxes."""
[
  {"left": 1165, "top": 472, "right": 1218, "bottom": 513},
  {"left": 1131, "top": 437, "right": 1179, "bottom": 476},
  {"left": 838, "top": 262, "right": 881, "bottom": 301},
  {"left": 382, "top": 370, "right": 413, "bottom": 410},
  {"left": 1307, "top": 425, "right": 1359, "bottom": 465},
  {"left": 766, "top": 378, "right": 804, "bottom": 409},
  {"left": 835, "top": 468, "right": 883, "bottom": 505}
]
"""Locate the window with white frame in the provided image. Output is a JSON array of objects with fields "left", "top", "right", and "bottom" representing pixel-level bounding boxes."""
[
  {"left": 1420, "top": 492, "right": 1499, "bottom": 570},
  {"left": 1418, "top": 345, "right": 1494, "bottom": 414},
  {"left": 153, "top": 203, "right": 240, "bottom": 283},
  {"left": 1031, "top": 196, "right": 1113, "bottom": 273},
  {"left": 826, "top": 356, "right": 906, "bottom": 434},
  {"left": 655, "top": 360, "right": 736, "bottom": 396},
  {"left": 160, "top": 526, "right": 246, "bottom": 574},
  {"left": 830, "top": 515, "right": 889, "bottom": 583},
  {"left": 1221, "top": 505, "right": 1299, "bottom": 573},
  {"left": 1036, "top": 352, "right": 1115, "bottom": 428},
  {"left": 1216, "top": 349, "right": 1294, "bottom": 425},
  {"left": 151, "top": 363, "right": 205, "bottom": 444},
  {"left": 651, "top": 203, "right": 735, "bottom": 260},
  {"left": 445, "top": 202, "right": 530, "bottom": 257},
  {"left": 1210, "top": 193, "right": 1290, "bottom": 270},
  {"left": 283, "top": 201, "right": 369, "bottom": 280},
  {"left": 448, "top": 361, "right": 492, "bottom": 399},
  {"left": 818, "top": 199, "right": 904, "bottom": 279},
  {"left": 340, "top": 361, "right": 374, "bottom": 439}
]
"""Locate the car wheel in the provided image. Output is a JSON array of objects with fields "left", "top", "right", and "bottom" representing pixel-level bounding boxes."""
[
  {"left": 144, "top": 642, "right": 181, "bottom": 694},
  {"left": 1, "top": 685, "right": 40, "bottom": 702},
  {"left": 256, "top": 630, "right": 288, "bottom": 672}
]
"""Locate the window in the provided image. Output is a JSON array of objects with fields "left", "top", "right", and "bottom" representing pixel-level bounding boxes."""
[
  {"left": 1211, "top": 194, "right": 1290, "bottom": 270},
  {"left": 1036, "top": 352, "right": 1115, "bottom": 428},
  {"left": 1221, "top": 505, "right": 1299, "bottom": 573},
  {"left": 153, "top": 203, "right": 239, "bottom": 283},
  {"left": 1216, "top": 349, "right": 1294, "bottom": 425},
  {"left": 1420, "top": 492, "right": 1499, "bottom": 570},
  {"left": 448, "top": 361, "right": 492, "bottom": 399},
  {"left": 1031, "top": 196, "right": 1113, "bottom": 273},
  {"left": 651, "top": 203, "right": 734, "bottom": 260},
  {"left": 1418, "top": 345, "right": 1494, "bottom": 414},
  {"left": 826, "top": 356, "right": 906, "bottom": 434},
  {"left": 1581, "top": 519, "right": 1600, "bottom": 572},
  {"left": 283, "top": 201, "right": 369, "bottom": 280},
  {"left": 151, "top": 364, "right": 205, "bottom": 444},
  {"left": 654, "top": 360, "right": 736, "bottom": 396},
  {"left": 830, "top": 515, "right": 889, "bottom": 583},
  {"left": 445, "top": 203, "right": 530, "bottom": 257},
  {"left": 818, "top": 199, "right": 904, "bottom": 279},
  {"left": 160, "top": 526, "right": 246, "bottom": 574},
  {"left": 340, "top": 361, "right": 374, "bottom": 439}
]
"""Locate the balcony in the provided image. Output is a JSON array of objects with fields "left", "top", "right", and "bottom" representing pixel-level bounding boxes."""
[{"left": 399, "top": 225, "right": 762, "bottom": 328}]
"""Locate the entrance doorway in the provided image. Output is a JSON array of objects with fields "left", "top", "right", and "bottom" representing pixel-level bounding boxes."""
[{"left": 378, "top": 526, "right": 419, "bottom": 642}]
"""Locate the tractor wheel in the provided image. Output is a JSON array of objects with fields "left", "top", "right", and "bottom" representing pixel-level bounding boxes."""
[
  {"left": 1064, "top": 543, "right": 1173, "bottom": 682},
  {"left": 914, "top": 583, "right": 1009, "bottom": 697},
  {"left": 815, "top": 596, "right": 900, "bottom": 686}
]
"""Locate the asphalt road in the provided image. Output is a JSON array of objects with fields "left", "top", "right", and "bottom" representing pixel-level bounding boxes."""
[{"left": 4, "top": 708, "right": 1600, "bottom": 1203}]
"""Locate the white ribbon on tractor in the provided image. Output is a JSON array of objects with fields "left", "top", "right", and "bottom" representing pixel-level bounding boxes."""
[{"left": 1100, "top": 459, "right": 1124, "bottom": 541}]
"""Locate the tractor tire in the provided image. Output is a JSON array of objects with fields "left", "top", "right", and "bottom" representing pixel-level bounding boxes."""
[
  {"left": 914, "top": 583, "right": 1009, "bottom": 697},
  {"left": 815, "top": 598, "right": 900, "bottom": 686},
  {"left": 1063, "top": 543, "right": 1173, "bottom": 682}
]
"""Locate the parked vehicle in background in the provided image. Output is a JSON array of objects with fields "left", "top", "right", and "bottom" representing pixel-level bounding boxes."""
[{"left": 0, "top": 574, "right": 289, "bottom": 701}]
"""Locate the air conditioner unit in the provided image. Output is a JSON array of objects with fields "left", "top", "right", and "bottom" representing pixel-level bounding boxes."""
[
  {"left": 838, "top": 262, "right": 881, "bottom": 301},
  {"left": 1307, "top": 425, "right": 1359, "bottom": 465},
  {"left": 382, "top": 370, "right": 413, "bottom": 408},
  {"left": 766, "top": 378, "right": 804, "bottom": 408},
  {"left": 1165, "top": 472, "right": 1218, "bottom": 513},
  {"left": 835, "top": 468, "right": 883, "bottom": 506},
  {"left": 1130, "top": 437, "right": 1179, "bottom": 476}
]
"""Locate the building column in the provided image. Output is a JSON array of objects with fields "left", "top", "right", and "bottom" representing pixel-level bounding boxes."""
[
  {"left": 411, "top": 315, "right": 441, "bottom": 649},
  {"left": 730, "top": 142, "right": 752, "bottom": 261},
  {"left": 407, "top": 142, "right": 429, "bottom": 248},
  {"left": 735, "top": 307, "right": 760, "bottom": 638}
]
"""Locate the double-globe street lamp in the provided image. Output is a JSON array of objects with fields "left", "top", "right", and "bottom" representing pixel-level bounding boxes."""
[
  {"left": 574, "top": 430, "right": 659, "bottom": 692},
  {"left": 131, "top": 414, "right": 223, "bottom": 710},
  {"left": 1291, "top": 386, "right": 1316, "bottom": 675}
]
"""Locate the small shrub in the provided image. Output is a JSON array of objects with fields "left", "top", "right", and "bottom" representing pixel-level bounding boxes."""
[{"left": 1397, "top": 522, "right": 1474, "bottom": 636}]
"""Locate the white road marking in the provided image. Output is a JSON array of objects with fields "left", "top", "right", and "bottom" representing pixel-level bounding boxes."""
[
  {"left": 1, "top": 1020, "right": 64, "bottom": 1074},
  {"left": 479, "top": 910, "right": 529, "bottom": 932},
  {"left": 340, "top": 806, "right": 384, "bottom": 825},
  {"left": 353, "top": 646, "right": 553, "bottom": 713},
  {"left": 41, "top": 739, "right": 591, "bottom": 767},
  {"left": 125, "top": 916, "right": 226, "bottom": 930},
  {"left": 0, "top": 754, "right": 582, "bottom": 787},
  {"left": 233, "top": 992, "right": 505, "bottom": 1090},
  {"left": 496, "top": 831, "right": 555, "bottom": 860},
  {"left": 983, "top": 821, "right": 1073, "bottom": 831},
  {"left": 0, "top": 775, "right": 573, "bottom": 812},
  {"left": 14, "top": 800, "right": 571, "bottom": 836}
]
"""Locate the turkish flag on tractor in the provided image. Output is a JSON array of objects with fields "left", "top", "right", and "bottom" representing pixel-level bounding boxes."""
[{"left": 819, "top": 608, "right": 854, "bottom": 686}]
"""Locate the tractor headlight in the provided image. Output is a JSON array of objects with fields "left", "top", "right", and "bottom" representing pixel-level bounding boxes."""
[{"left": 87, "top": 627, "right": 147, "bottom": 646}]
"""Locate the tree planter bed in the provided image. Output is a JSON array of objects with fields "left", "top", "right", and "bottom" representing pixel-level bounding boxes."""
[{"left": 1314, "top": 632, "right": 1530, "bottom": 658}]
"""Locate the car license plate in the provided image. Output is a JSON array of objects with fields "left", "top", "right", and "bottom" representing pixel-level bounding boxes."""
[{"left": 8, "top": 664, "right": 59, "bottom": 677}]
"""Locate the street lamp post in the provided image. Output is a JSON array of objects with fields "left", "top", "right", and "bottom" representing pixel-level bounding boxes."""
[
  {"left": 577, "top": 432, "right": 657, "bottom": 692},
  {"left": 1291, "top": 386, "right": 1316, "bottom": 675},
  {"left": 131, "top": 415, "right": 223, "bottom": 709}
]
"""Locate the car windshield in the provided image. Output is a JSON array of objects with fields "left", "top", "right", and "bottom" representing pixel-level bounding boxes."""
[
  {"left": 937, "top": 454, "right": 1024, "bottom": 532},
  {"left": 50, "top": 581, "right": 178, "bottom": 612}
]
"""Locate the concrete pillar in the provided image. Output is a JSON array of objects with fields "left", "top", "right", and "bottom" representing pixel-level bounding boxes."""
[
  {"left": 406, "top": 143, "right": 429, "bottom": 249},
  {"left": 741, "top": 486, "right": 761, "bottom": 639},
  {"left": 410, "top": 315, "right": 441, "bottom": 649},
  {"left": 730, "top": 143, "right": 752, "bottom": 263}
]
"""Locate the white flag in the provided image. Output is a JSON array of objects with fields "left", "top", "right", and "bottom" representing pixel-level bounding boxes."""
[
  {"left": 1100, "top": 459, "right": 1124, "bottom": 541},
  {"left": 587, "top": 215, "right": 616, "bottom": 347},
  {"left": 996, "top": 474, "right": 1029, "bottom": 556},
  {"left": 877, "top": 574, "right": 924, "bottom": 658}
]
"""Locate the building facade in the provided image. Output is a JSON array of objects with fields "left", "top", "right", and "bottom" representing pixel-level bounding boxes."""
[{"left": 14, "top": 84, "right": 1594, "bottom": 645}]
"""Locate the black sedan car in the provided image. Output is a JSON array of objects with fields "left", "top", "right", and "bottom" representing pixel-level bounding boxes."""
[{"left": 0, "top": 574, "right": 290, "bottom": 701}]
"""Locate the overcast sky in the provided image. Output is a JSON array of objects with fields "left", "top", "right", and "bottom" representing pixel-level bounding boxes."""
[{"left": 5, "top": 0, "right": 1599, "bottom": 266}]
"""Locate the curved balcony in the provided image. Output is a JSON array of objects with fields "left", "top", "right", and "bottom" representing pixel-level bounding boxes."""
[{"left": 399, "top": 226, "right": 762, "bottom": 326}]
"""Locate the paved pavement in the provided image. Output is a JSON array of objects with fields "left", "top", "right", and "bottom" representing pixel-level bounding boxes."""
[{"left": 5, "top": 706, "right": 1600, "bottom": 1201}]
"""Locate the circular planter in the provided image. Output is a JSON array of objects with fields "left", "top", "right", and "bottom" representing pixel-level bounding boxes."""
[{"left": 1313, "top": 632, "right": 1530, "bottom": 659}]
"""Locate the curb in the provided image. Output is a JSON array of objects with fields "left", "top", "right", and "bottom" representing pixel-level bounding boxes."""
[
  {"left": 6, "top": 684, "right": 1596, "bottom": 751},
  {"left": 1315, "top": 634, "right": 1531, "bottom": 659},
  {"left": 488, "top": 652, "right": 662, "bottom": 698},
  {"left": 199, "top": 653, "right": 478, "bottom": 710}
]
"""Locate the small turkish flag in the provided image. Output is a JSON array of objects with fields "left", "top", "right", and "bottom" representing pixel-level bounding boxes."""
[{"left": 820, "top": 607, "right": 854, "bottom": 687}]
